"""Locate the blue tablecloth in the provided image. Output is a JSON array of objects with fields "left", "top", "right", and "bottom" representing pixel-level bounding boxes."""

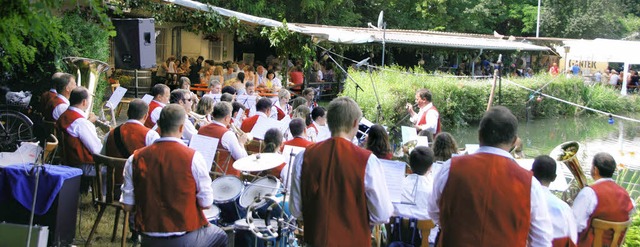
[{"left": 0, "top": 164, "right": 82, "bottom": 215}]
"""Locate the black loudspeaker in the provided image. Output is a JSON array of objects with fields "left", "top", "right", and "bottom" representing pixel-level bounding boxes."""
[{"left": 113, "top": 18, "right": 157, "bottom": 70}]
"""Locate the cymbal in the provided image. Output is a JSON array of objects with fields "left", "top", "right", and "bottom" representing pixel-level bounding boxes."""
[{"left": 233, "top": 153, "right": 284, "bottom": 172}]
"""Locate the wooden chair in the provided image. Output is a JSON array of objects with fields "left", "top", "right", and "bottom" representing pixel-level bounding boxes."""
[
  {"left": 591, "top": 218, "right": 632, "bottom": 247},
  {"left": 43, "top": 134, "right": 58, "bottom": 164},
  {"left": 386, "top": 217, "right": 436, "bottom": 247},
  {"left": 87, "top": 153, "right": 130, "bottom": 247},
  {"left": 245, "top": 139, "right": 264, "bottom": 155}
]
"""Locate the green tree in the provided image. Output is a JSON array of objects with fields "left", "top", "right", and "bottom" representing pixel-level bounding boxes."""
[{"left": 540, "top": 0, "right": 626, "bottom": 39}]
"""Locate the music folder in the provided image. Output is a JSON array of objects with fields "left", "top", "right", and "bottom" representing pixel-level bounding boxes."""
[{"left": 379, "top": 159, "right": 405, "bottom": 203}]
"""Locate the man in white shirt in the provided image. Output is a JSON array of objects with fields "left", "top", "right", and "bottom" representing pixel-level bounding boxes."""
[
  {"left": 169, "top": 89, "right": 197, "bottom": 142},
  {"left": 198, "top": 101, "right": 248, "bottom": 177},
  {"left": 120, "top": 104, "right": 227, "bottom": 246},
  {"left": 393, "top": 146, "right": 438, "bottom": 244},
  {"left": 572, "top": 152, "right": 634, "bottom": 246},
  {"left": 531, "top": 155, "right": 577, "bottom": 246},
  {"left": 46, "top": 73, "right": 76, "bottom": 121},
  {"left": 144, "top": 84, "right": 170, "bottom": 128},
  {"left": 427, "top": 106, "right": 552, "bottom": 246},
  {"left": 406, "top": 88, "right": 440, "bottom": 134},
  {"left": 289, "top": 96, "right": 392, "bottom": 246}
]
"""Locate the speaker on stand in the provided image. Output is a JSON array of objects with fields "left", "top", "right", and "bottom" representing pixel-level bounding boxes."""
[{"left": 112, "top": 18, "right": 157, "bottom": 98}]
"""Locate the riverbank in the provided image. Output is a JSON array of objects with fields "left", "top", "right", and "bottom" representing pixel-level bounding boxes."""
[{"left": 341, "top": 69, "right": 640, "bottom": 129}]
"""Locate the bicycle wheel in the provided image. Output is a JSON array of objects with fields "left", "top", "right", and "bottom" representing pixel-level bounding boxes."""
[{"left": 0, "top": 110, "right": 35, "bottom": 152}]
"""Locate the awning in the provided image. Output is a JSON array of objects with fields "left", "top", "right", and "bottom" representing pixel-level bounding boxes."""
[{"left": 164, "top": 0, "right": 549, "bottom": 51}]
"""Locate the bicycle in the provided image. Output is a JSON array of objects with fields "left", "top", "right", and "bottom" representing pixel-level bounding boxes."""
[{"left": 0, "top": 91, "right": 36, "bottom": 152}]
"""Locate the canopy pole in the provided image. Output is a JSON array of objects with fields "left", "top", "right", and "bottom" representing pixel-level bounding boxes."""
[{"left": 621, "top": 62, "right": 629, "bottom": 95}]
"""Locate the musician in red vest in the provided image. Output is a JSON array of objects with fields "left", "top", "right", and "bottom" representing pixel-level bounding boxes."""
[
  {"left": 427, "top": 106, "right": 552, "bottom": 246},
  {"left": 405, "top": 88, "right": 441, "bottom": 134},
  {"left": 120, "top": 104, "right": 228, "bottom": 246},
  {"left": 103, "top": 99, "right": 159, "bottom": 158},
  {"left": 307, "top": 106, "right": 329, "bottom": 142},
  {"left": 274, "top": 88, "right": 292, "bottom": 121},
  {"left": 45, "top": 73, "right": 76, "bottom": 121},
  {"left": 240, "top": 97, "right": 272, "bottom": 133},
  {"left": 572, "top": 152, "right": 634, "bottom": 247},
  {"left": 290, "top": 96, "right": 393, "bottom": 246},
  {"left": 282, "top": 118, "right": 313, "bottom": 149},
  {"left": 38, "top": 72, "right": 63, "bottom": 115},
  {"left": 531, "top": 155, "right": 578, "bottom": 246},
  {"left": 198, "top": 101, "right": 248, "bottom": 177},
  {"left": 56, "top": 87, "right": 103, "bottom": 188},
  {"left": 143, "top": 84, "right": 170, "bottom": 128},
  {"left": 302, "top": 87, "right": 317, "bottom": 112}
]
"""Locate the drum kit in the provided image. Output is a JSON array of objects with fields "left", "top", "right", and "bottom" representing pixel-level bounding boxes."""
[{"left": 206, "top": 152, "right": 300, "bottom": 247}]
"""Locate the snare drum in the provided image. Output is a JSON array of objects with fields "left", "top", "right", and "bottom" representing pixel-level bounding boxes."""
[
  {"left": 240, "top": 176, "right": 283, "bottom": 220},
  {"left": 202, "top": 205, "right": 220, "bottom": 225},
  {"left": 233, "top": 219, "right": 288, "bottom": 247},
  {"left": 211, "top": 176, "right": 245, "bottom": 225}
]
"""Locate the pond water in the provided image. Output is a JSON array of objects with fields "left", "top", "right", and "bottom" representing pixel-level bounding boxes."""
[{"left": 447, "top": 113, "right": 640, "bottom": 199}]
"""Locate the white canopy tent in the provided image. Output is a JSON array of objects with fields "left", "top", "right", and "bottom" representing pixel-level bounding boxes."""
[
  {"left": 557, "top": 39, "right": 640, "bottom": 95},
  {"left": 164, "top": 0, "right": 549, "bottom": 51}
]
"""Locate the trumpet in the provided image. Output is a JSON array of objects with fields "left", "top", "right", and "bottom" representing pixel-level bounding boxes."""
[
  {"left": 229, "top": 121, "right": 253, "bottom": 144},
  {"left": 188, "top": 111, "right": 211, "bottom": 129}
]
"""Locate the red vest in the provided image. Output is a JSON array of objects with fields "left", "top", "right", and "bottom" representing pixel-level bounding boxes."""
[
  {"left": 417, "top": 105, "right": 441, "bottom": 134},
  {"left": 577, "top": 180, "right": 633, "bottom": 247},
  {"left": 105, "top": 122, "right": 150, "bottom": 158},
  {"left": 198, "top": 123, "right": 241, "bottom": 176},
  {"left": 144, "top": 100, "right": 162, "bottom": 128},
  {"left": 276, "top": 104, "right": 290, "bottom": 120},
  {"left": 57, "top": 109, "right": 94, "bottom": 166},
  {"left": 438, "top": 153, "right": 532, "bottom": 246},
  {"left": 240, "top": 115, "right": 259, "bottom": 133},
  {"left": 39, "top": 90, "right": 57, "bottom": 114},
  {"left": 301, "top": 137, "right": 371, "bottom": 246},
  {"left": 282, "top": 137, "right": 314, "bottom": 149},
  {"left": 553, "top": 236, "right": 577, "bottom": 247},
  {"left": 45, "top": 96, "right": 66, "bottom": 121},
  {"left": 131, "top": 141, "right": 208, "bottom": 232}
]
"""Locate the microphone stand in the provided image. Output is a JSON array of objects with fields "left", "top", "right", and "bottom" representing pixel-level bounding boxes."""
[
  {"left": 365, "top": 65, "right": 384, "bottom": 123},
  {"left": 321, "top": 49, "right": 364, "bottom": 102},
  {"left": 26, "top": 144, "right": 46, "bottom": 247}
]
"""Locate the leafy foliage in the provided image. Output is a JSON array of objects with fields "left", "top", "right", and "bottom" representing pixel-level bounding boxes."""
[
  {"left": 341, "top": 68, "right": 640, "bottom": 131},
  {"left": 541, "top": 0, "right": 627, "bottom": 39}
]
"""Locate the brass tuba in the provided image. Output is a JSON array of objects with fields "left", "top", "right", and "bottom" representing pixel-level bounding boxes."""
[
  {"left": 550, "top": 141, "right": 587, "bottom": 205},
  {"left": 63, "top": 57, "right": 112, "bottom": 132}
]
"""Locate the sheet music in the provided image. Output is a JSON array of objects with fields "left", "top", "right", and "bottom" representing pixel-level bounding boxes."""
[
  {"left": 106, "top": 86, "right": 127, "bottom": 109},
  {"left": 141, "top": 94, "right": 153, "bottom": 104},
  {"left": 379, "top": 159, "right": 405, "bottom": 203},
  {"left": 202, "top": 93, "right": 222, "bottom": 102},
  {"left": 401, "top": 126, "right": 418, "bottom": 145},
  {"left": 360, "top": 117, "right": 374, "bottom": 127},
  {"left": 514, "top": 158, "right": 568, "bottom": 191},
  {"left": 188, "top": 134, "right": 220, "bottom": 171},
  {"left": 249, "top": 116, "right": 284, "bottom": 140},
  {"left": 236, "top": 95, "right": 257, "bottom": 109},
  {"left": 280, "top": 145, "right": 306, "bottom": 189},
  {"left": 416, "top": 136, "right": 430, "bottom": 148}
]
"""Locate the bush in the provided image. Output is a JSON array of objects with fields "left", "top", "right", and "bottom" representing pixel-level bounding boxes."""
[{"left": 341, "top": 67, "right": 640, "bottom": 130}]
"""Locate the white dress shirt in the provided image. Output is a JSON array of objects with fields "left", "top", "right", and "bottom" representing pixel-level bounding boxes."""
[
  {"left": 393, "top": 173, "right": 438, "bottom": 243},
  {"left": 182, "top": 114, "right": 197, "bottom": 141},
  {"left": 210, "top": 120, "right": 248, "bottom": 161},
  {"left": 289, "top": 138, "right": 394, "bottom": 224},
  {"left": 100, "top": 119, "right": 160, "bottom": 154},
  {"left": 409, "top": 103, "right": 438, "bottom": 133},
  {"left": 572, "top": 178, "right": 636, "bottom": 233},
  {"left": 52, "top": 95, "right": 70, "bottom": 121},
  {"left": 149, "top": 100, "right": 165, "bottom": 125},
  {"left": 63, "top": 106, "right": 103, "bottom": 154},
  {"left": 427, "top": 146, "right": 553, "bottom": 246},
  {"left": 120, "top": 137, "right": 213, "bottom": 237},
  {"left": 543, "top": 186, "right": 577, "bottom": 243}
]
